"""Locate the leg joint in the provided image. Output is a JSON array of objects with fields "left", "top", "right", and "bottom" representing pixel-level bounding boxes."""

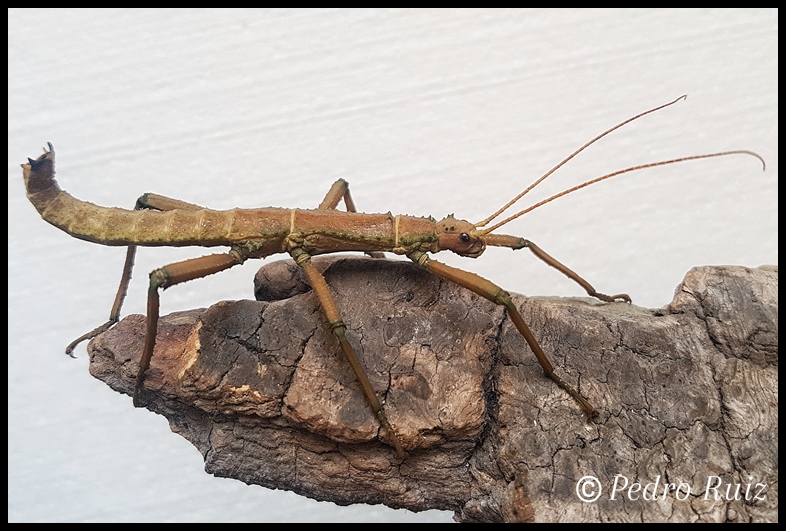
[
  {"left": 289, "top": 247, "right": 311, "bottom": 267},
  {"left": 329, "top": 319, "right": 347, "bottom": 335},
  {"left": 228, "top": 247, "right": 249, "bottom": 265},
  {"left": 408, "top": 250, "right": 429, "bottom": 268},
  {"left": 135, "top": 193, "right": 152, "bottom": 210},
  {"left": 149, "top": 268, "right": 169, "bottom": 290},
  {"left": 494, "top": 289, "right": 512, "bottom": 307}
]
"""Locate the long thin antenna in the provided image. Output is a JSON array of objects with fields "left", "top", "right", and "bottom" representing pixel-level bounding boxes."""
[
  {"left": 480, "top": 150, "right": 765, "bottom": 235},
  {"left": 476, "top": 95, "right": 688, "bottom": 228}
]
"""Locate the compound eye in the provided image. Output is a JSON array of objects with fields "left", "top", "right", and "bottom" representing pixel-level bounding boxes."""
[{"left": 459, "top": 232, "right": 470, "bottom": 243}]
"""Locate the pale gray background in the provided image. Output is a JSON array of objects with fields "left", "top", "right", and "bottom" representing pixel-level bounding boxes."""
[{"left": 8, "top": 9, "right": 777, "bottom": 522}]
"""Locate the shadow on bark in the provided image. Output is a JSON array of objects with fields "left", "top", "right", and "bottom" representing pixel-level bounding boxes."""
[{"left": 88, "top": 257, "right": 777, "bottom": 522}]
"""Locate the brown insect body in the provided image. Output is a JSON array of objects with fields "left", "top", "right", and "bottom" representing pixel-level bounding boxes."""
[
  {"left": 24, "top": 151, "right": 475, "bottom": 258},
  {"left": 23, "top": 97, "right": 763, "bottom": 458}
]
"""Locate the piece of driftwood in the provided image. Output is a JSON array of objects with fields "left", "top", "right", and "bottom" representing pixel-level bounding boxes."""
[{"left": 88, "top": 257, "right": 778, "bottom": 522}]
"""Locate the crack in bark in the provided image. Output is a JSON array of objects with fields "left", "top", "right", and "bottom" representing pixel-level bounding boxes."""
[{"left": 86, "top": 259, "right": 777, "bottom": 522}]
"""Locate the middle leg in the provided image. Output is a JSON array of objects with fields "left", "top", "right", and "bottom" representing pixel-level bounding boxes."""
[
  {"left": 318, "top": 179, "right": 385, "bottom": 258},
  {"left": 289, "top": 247, "right": 405, "bottom": 458}
]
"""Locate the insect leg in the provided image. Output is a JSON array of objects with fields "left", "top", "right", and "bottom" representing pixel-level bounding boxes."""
[
  {"left": 289, "top": 247, "right": 405, "bottom": 458},
  {"left": 65, "top": 194, "right": 210, "bottom": 356},
  {"left": 136, "top": 193, "right": 207, "bottom": 212},
  {"left": 133, "top": 249, "right": 248, "bottom": 407},
  {"left": 408, "top": 250, "right": 597, "bottom": 418},
  {"left": 318, "top": 179, "right": 384, "bottom": 258},
  {"left": 318, "top": 178, "right": 360, "bottom": 211},
  {"left": 65, "top": 245, "right": 136, "bottom": 356},
  {"left": 521, "top": 240, "right": 630, "bottom": 303},
  {"left": 488, "top": 235, "right": 630, "bottom": 303}
]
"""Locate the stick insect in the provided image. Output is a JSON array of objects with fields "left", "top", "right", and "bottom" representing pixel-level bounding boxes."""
[{"left": 23, "top": 96, "right": 763, "bottom": 458}]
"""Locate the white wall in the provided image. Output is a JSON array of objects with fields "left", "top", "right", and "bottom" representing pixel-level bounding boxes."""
[{"left": 9, "top": 9, "right": 777, "bottom": 522}]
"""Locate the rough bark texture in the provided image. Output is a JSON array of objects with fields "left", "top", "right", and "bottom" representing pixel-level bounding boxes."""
[{"left": 88, "top": 257, "right": 778, "bottom": 522}]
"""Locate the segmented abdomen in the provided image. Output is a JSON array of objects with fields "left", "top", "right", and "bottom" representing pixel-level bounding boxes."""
[
  {"left": 23, "top": 145, "right": 438, "bottom": 256},
  {"left": 39, "top": 191, "right": 290, "bottom": 248}
]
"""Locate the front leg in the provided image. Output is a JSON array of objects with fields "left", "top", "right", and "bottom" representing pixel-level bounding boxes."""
[
  {"left": 487, "top": 234, "right": 630, "bottom": 303},
  {"left": 521, "top": 239, "right": 630, "bottom": 303}
]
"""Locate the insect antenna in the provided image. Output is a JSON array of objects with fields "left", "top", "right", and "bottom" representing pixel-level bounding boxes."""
[
  {"left": 476, "top": 95, "right": 690, "bottom": 229},
  {"left": 479, "top": 151, "right": 765, "bottom": 235}
]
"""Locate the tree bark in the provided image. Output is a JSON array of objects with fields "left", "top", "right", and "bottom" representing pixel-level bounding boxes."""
[{"left": 88, "top": 257, "right": 778, "bottom": 522}]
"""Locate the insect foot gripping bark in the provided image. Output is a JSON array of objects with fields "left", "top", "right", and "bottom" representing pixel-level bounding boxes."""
[{"left": 22, "top": 96, "right": 764, "bottom": 459}]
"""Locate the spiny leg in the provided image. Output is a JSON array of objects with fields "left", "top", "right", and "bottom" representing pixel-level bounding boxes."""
[
  {"left": 65, "top": 193, "right": 210, "bottom": 356},
  {"left": 133, "top": 250, "right": 248, "bottom": 406},
  {"left": 319, "top": 179, "right": 384, "bottom": 259},
  {"left": 408, "top": 250, "right": 597, "bottom": 417},
  {"left": 289, "top": 247, "right": 405, "bottom": 458}
]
